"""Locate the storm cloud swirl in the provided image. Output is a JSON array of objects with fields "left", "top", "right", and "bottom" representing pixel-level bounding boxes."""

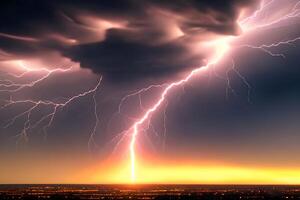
[{"left": 0, "top": 0, "right": 259, "bottom": 82}]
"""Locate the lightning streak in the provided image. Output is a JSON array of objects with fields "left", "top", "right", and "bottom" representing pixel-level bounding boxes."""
[
  {"left": 0, "top": 60, "right": 102, "bottom": 148},
  {"left": 0, "top": 61, "right": 73, "bottom": 92},
  {"left": 126, "top": 0, "right": 300, "bottom": 182},
  {"left": 239, "top": 37, "right": 300, "bottom": 58},
  {"left": 128, "top": 43, "right": 230, "bottom": 181}
]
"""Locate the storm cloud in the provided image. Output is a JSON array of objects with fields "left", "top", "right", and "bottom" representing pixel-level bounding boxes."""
[{"left": 0, "top": 0, "right": 259, "bottom": 82}]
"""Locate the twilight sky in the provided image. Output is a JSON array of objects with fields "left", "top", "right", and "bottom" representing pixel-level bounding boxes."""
[{"left": 0, "top": 0, "right": 300, "bottom": 184}]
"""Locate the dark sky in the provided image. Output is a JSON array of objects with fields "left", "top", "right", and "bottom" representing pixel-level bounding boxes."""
[{"left": 0, "top": 0, "right": 300, "bottom": 183}]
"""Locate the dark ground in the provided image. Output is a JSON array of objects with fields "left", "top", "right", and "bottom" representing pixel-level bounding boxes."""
[{"left": 0, "top": 184, "right": 300, "bottom": 199}]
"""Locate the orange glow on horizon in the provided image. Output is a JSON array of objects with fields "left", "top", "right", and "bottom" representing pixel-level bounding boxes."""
[
  {"left": 85, "top": 159, "right": 300, "bottom": 185},
  {"left": 2, "top": 153, "right": 300, "bottom": 185}
]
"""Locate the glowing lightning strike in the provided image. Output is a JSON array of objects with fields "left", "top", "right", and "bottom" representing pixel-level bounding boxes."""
[
  {"left": 239, "top": 37, "right": 300, "bottom": 58},
  {"left": 1, "top": 77, "right": 102, "bottom": 146},
  {"left": 128, "top": 42, "right": 230, "bottom": 181},
  {"left": 126, "top": 0, "right": 300, "bottom": 182},
  {"left": 0, "top": 60, "right": 102, "bottom": 148},
  {"left": 0, "top": 61, "right": 73, "bottom": 92}
]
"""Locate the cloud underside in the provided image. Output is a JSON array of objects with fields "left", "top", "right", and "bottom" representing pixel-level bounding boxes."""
[{"left": 0, "top": 0, "right": 258, "bottom": 82}]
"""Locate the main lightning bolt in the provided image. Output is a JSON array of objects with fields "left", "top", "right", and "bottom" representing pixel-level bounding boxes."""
[
  {"left": 125, "top": 0, "right": 300, "bottom": 182},
  {"left": 128, "top": 41, "right": 230, "bottom": 181}
]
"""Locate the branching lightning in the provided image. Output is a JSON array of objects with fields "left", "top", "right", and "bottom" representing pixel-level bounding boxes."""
[
  {"left": 0, "top": 61, "right": 73, "bottom": 92},
  {"left": 0, "top": 60, "right": 102, "bottom": 148},
  {"left": 127, "top": 43, "right": 230, "bottom": 181},
  {"left": 122, "top": 0, "right": 300, "bottom": 182}
]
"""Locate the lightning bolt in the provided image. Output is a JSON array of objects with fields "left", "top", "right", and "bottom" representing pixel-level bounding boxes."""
[
  {"left": 127, "top": 42, "right": 230, "bottom": 181},
  {"left": 0, "top": 61, "right": 73, "bottom": 92},
  {"left": 0, "top": 60, "right": 102, "bottom": 148},
  {"left": 124, "top": 0, "right": 300, "bottom": 182}
]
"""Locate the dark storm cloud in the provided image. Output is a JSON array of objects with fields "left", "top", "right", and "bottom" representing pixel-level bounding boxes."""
[
  {"left": 0, "top": 0, "right": 258, "bottom": 81},
  {"left": 64, "top": 29, "right": 201, "bottom": 81}
]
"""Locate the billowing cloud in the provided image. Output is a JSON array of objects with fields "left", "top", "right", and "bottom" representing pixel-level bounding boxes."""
[{"left": 0, "top": 0, "right": 259, "bottom": 82}]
